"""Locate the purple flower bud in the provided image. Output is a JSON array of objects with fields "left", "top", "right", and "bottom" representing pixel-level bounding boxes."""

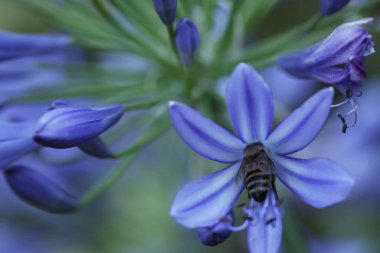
[
  {"left": 278, "top": 18, "right": 374, "bottom": 93},
  {"left": 34, "top": 102, "right": 124, "bottom": 148},
  {"left": 175, "top": 18, "right": 200, "bottom": 68},
  {"left": 4, "top": 165, "right": 78, "bottom": 213},
  {"left": 153, "top": 0, "right": 177, "bottom": 25},
  {"left": 321, "top": 0, "right": 350, "bottom": 16},
  {"left": 196, "top": 211, "right": 234, "bottom": 246},
  {"left": 0, "top": 32, "right": 71, "bottom": 62},
  {"left": 0, "top": 122, "right": 38, "bottom": 170}
]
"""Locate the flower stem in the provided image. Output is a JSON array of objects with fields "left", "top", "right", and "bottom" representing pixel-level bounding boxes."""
[
  {"left": 78, "top": 155, "right": 136, "bottom": 207},
  {"left": 166, "top": 24, "right": 181, "bottom": 65},
  {"left": 184, "top": 69, "right": 193, "bottom": 100}
]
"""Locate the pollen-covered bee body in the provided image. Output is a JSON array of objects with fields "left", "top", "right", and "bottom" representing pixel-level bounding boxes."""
[{"left": 238, "top": 142, "right": 276, "bottom": 203}]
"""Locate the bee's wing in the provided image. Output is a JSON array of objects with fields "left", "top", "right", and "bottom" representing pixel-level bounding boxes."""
[{"left": 235, "top": 160, "right": 246, "bottom": 184}]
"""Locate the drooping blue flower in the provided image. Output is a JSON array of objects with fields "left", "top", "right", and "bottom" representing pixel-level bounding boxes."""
[
  {"left": 321, "top": 0, "right": 350, "bottom": 16},
  {"left": 153, "top": 0, "right": 177, "bottom": 25},
  {"left": 175, "top": 18, "right": 200, "bottom": 68},
  {"left": 197, "top": 210, "right": 234, "bottom": 246},
  {"left": 4, "top": 165, "right": 78, "bottom": 213},
  {"left": 169, "top": 63, "right": 353, "bottom": 253},
  {"left": 34, "top": 101, "right": 124, "bottom": 149},
  {"left": 278, "top": 18, "right": 374, "bottom": 132},
  {"left": 0, "top": 32, "right": 71, "bottom": 62},
  {"left": 0, "top": 121, "right": 39, "bottom": 170},
  {"left": 46, "top": 99, "right": 115, "bottom": 158}
]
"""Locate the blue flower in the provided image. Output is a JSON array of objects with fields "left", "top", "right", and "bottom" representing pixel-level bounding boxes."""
[
  {"left": 169, "top": 63, "right": 353, "bottom": 253},
  {"left": 278, "top": 18, "right": 374, "bottom": 132},
  {"left": 321, "top": 0, "right": 350, "bottom": 16},
  {"left": 175, "top": 18, "right": 200, "bottom": 68},
  {"left": 4, "top": 165, "right": 78, "bottom": 213},
  {"left": 153, "top": 0, "right": 177, "bottom": 25},
  {"left": 0, "top": 32, "right": 71, "bottom": 62},
  {"left": 34, "top": 101, "right": 124, "bottom": 149},
  {"left": 0, "top": 121, "right": 38, "bottom": 170}
]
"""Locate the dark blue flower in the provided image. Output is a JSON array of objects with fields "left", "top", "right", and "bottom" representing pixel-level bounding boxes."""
[
  {"left": 0, "top": 121, "right": 38, "bottom": 170},
  {"left": 175, "top": 18, "right": 200, "bottom": 68},
  {"left": 321, "top": 0, "right": 350, "bottom": 16},
  {"left": 169, "top": 63, "right": 353, "bottom": 253},
  {"left": 278, "top": 19, "right": 374, "bottom": 131},
  {"left": 0, "top": 32, "right": 71, "bottom": 62},
  {"left": 4, "top": 165, "right": 78, "bottom": 213},
  {"left": 34, "top": 102, "right": 124, "bottom": 148},
  {"left": 197, "top": 210, "right": 234, "bottom": 246},
  {"left": 153, "top": 0, "right": 177, "bottom": 25}
]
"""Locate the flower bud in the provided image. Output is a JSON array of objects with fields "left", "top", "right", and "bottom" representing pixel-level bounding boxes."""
[
  {"left": 321, "top": 0, "right": 350, "bottom": 16},
  {"left": 153, "top": 0, "right": 177, "bottom": 25},
  {"left": 175, "top": 18, "right": 200, "bottom": 68},
  {"left": 196, "top": 211, "right": 234, "bottom": 246},
  {"left": 0, "top": 122, "right": 38, "bottom": 170},
  {"left": 34, "top": 102, "right": 124, "bottom": 148},
  {"left": 4, "top": 165, "right": 78, "bottom": 213},
  {"left": 0, "top": 32, "right": 71, "bottom": 62}
]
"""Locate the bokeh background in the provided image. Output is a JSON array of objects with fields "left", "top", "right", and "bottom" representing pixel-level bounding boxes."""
[{"left": 0, "top": 0, "right": 380, "bottom": 253}]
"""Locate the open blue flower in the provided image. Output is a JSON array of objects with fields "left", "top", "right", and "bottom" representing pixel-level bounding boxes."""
[
  {"left": 169, "top": 63, "right": 353, "bottom": 253},
  {"left": 278, "top": 18, "right": 374, "bottom": 132}
]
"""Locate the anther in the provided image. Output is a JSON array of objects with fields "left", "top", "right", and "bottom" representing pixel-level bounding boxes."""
[
  {"left": 337, "top": 112, "right": 348, "bottom": 134},
  {"left": 266, "top": 217, "right": 276, "bottom": 225}
]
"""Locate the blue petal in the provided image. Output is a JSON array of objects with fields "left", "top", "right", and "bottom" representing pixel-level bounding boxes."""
[
  {"left": 5, "top": 165, "right": 78, "bottom": 213},
  {"left": 266, "top": 88, "right": 333, "bottom": 155},
  {"left": 321, "top": 0, "right": 350, "bottom": 16},
  {"left": 170, "top": 162, "right": 243, "bottom": 228},
  {"left": 0, "top": 32, "right": 71, "bottom": 62},
  {"left": 34, "top": 103, "right": 124, "bottom": 148},
  {"left": 248, "top": 192, "right": 283, "bottom": 253},
  {"left": 0, "top": 122, "right": 38, "bottom": 170},
  {"left": 273, "top": 155, "right": 354, "bottom": 208},
  {"left": 169, "top": 101, "right": 245, "bottom": 163},
  {"left": 175, "top": 18, "right": 200, "bottom": 68},
  {"left": 153, "top": 0, "right": 177, "bottom": 25},
  {"left": 226, "top": 63, "right": 274, "bottom": 143}
]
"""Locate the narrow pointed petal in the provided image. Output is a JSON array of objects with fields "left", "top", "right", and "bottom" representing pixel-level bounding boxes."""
[
  {"left": 170, "top": 162, "right": 243, "bottom": 228},
  {"left": 267, "top": 88, "right": 333, "bottom": 155},
  {"left": 226, "top": 63, "right": 274, "bottom": 143},
  {"left": 248, "top": 192, "right": 283, "bottom": 253},
  {"left": 0, "top": 122, "right": 38, "bottom": 170},
  {"left": 34, "top": 103, "right": 124, "bottom": 148},
  {"left": 5, "top": 165, "right": 78, "bottom": 213},
  {"left": 273, "top": 155, "right": 354, "bottom": 208},
  {"left": 169, "top": 101, "right": 245, "bottom": 163}
]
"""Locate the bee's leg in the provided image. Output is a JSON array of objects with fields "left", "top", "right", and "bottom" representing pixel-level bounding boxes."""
[{"left": 271, "top": 176, "right": 280, "bottom": 201}]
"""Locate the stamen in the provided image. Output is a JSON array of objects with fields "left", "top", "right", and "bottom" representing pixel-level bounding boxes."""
[
  {"left": 334, "top": 90, "right": 360, "bottom": 134},
  {"left": 225, "top": 220, "right": 249, "bottom": 232}
]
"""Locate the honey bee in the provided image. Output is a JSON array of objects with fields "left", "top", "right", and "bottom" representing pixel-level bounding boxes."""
[{"left": 237, "top": 142, "right": 278, "bottom": 203}]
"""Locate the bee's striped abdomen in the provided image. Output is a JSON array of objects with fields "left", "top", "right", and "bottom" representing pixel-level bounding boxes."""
[{"left": 245, "top": 170, "right": 270, "bottom": 203}]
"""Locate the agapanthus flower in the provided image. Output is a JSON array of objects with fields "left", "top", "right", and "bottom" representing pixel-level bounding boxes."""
[
  {"left": 175, "top": 18, "right": 200, "bottom": 68},
  {"left": 0, "top": 121, "right": 39, "bottom": 170},
  {"left": 169, "top": 63, "right": 353, "bottom": 253},
  {"left": 0, "top": 32, "right": 71, "bottom": 62},
  {"left": 153, "top": 0, "right": 177, "bottom": 25},
  {"left": 4, "top": 165, "right": 78, "bottom": 213},
  {"left": 34, "top": 101, "right": 124, "bottom": 149},
  {"left": 278, "top": 18, "right": 374, "bottom": 132},
  {"left": 321, "top": 0, "right": 350, "bottom": 16}
]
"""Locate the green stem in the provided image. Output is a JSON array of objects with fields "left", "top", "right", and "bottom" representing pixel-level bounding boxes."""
[
  {"left": 184, "top": 69, "right": 193, "bottom": 100},
  {"left": 166, "top": 24, "right": 181, "bottom": 65},
  {"left": 79, "top": 155, "right": 136, "bottom": 207}
]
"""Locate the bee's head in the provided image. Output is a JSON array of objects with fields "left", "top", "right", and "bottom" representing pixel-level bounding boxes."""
[{"left": 243, "top": 142, "right": 264, "bottom": 159}]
